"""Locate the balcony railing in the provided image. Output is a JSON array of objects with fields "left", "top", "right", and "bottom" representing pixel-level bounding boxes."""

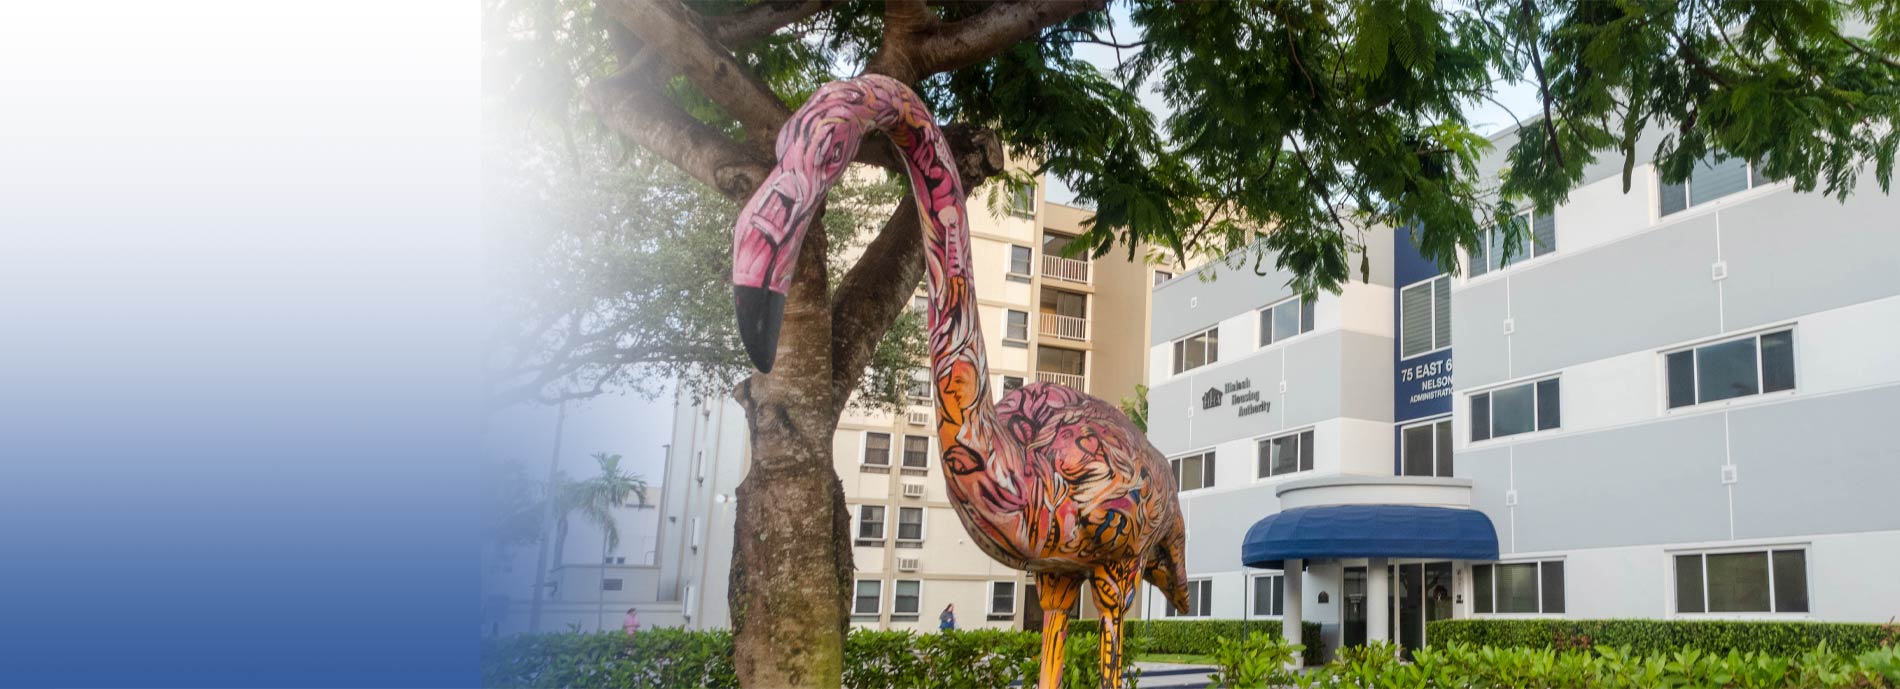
[
  {"left": 1038, "top": 312, "right": 1089, "bottom": 341},
  {"left": 1041, "top": 255, "right": 1091, "bottom": 283},
  {"left": 1035, "top": 371, "right": 1086, "bottom": 389}
]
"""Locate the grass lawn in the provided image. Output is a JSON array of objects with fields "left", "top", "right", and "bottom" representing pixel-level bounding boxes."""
[{"left": 1131, "top": 652, "right": 1217, "bottom": 665}]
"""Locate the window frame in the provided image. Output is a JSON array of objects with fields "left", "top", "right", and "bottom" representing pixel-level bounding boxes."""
[
  {"left": 1172, "top": 326, "right": 1220, "bottom": 375},
  {"left": 1399, "top": 275, "right": 1452, "bottom": 359},
  {"left": 1170, "top": 449, "right": 1217, "bottom": 492},
  {"left": 1662, "top": 327, "right": 1798, "bottom": 412},
  {"left": 1469, "top": 209, "right": 1557, "bottom": 279},
  {"left": 1004, "top": 309, "right": 1030, "bottom": 343},
  {"left": 1250, "top": 572, "right": 1286, "bottom": 617},
  {"left": 896, "top": 505, "right": 926, "bottom": 543},
  {"left": 1008, "top": 183, "right": 1037, "bottom": 218},
  {"left": 1001, "top": 375, "right": 1025, "bottom": 393},
  {"left": 1470, "top": 559, "right": 1565, "bottom": 616},
  {"left": 988, "top": 580, "right": 1017, "bottom": 616},
  {"left": 853, "top": 579, "right": 883, "bottom": 616},
  {"left": 1165, "top": 579, "right": 1215, "bottom": 618},
  {"left": 855, "top": 504, "right": 887, "bottom": 541},
  {"left": 1468, "top": 375, "right": 1562, "bottom": 443},
  {"left": 1399, "top": 416, "right": 1455, "bottom": 478},
  {"left": 892, "top": 579, "right": 922, "bottom": 616},
  {"left": 1671, "top": 546, "right": 1810, "bottom": 617},
  {"left": 1154, "top": 270, "right": 1174, "bottom": 286},
  {"left": 1258, "top": 295, "right": 1317, "bottom": 348},
  {"left": 901, "top": 434, "right": 930, "bottom": 469},
  {"left": 1254, "top": 428, "right": 1316, "bottom": 480},
  {"left": 1657, "top": 157, "right": 1781, "bottom": 219},
  {"left": 906, "top": 369, "right": 934, "bottom": 402},
  {"left": 861, "top": 431, "right": 893, "bottom": 466}
]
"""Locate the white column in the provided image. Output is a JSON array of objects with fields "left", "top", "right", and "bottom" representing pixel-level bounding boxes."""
[
  {"left": 1282, "top": 559, "right": 1304, "bottom": 668},
  {"left": 1366, "top": 557, "right": 1389, "bottom": 645}
]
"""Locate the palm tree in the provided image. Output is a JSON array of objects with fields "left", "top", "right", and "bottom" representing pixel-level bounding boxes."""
[{"left": 550, "top": 452, "right": 650, "bottom": 572}]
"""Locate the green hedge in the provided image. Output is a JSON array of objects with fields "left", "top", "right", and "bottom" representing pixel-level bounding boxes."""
[
  {"left": 483, "top": 627, "right": 1124, "bottom": 689},
  {"left": 1067, "top": 618, "right": 1325, "bottom": 666},
  {"left": 1428, "top": 619, "right": 1899, "bottom": 657}
]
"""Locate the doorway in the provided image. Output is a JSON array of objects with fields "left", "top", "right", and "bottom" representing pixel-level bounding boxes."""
[
  {"left": 1024, "top": 584, "right": 1044, "bottom": 632},
  {"left": 1342, "top": 567, "right": 1367, "bottom": 648},
  {"left": 1387, "top": 561, "right": 1454, "bottom": 657}
]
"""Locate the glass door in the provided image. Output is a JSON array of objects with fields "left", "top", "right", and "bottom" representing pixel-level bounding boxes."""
[
  {"left": 1343, "top": 567, "right": 1367, "bottom": 648},
  {"left": 1389, "top": 561, "right": 1453, "bottom": 657}
]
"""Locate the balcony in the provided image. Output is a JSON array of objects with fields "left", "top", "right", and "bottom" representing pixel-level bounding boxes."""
[
  {"left": 1040, "top": 254, "right": 1090, "bottom": 284},
  {"left": 1034, "top": 371, "right": 1086, "bottom": 389},
  {"left": 1038, "top": 312, "right": 1089, "bottom": 341}
]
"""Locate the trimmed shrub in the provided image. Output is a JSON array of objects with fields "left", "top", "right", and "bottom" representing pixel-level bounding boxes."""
[
  {"left": 1427, "top": 619, "right": 1899, "bottom": 657},
  {"left": 1068, "top": 618, "right": 1325, "bottom": 666}
]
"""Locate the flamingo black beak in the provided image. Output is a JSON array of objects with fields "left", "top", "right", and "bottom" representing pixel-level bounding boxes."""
[{"left": 734, "top": 285, "right": 786, "bottom": 373}]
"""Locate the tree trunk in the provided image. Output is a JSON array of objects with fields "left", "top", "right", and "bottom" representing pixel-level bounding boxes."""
[{"left": 728, "top": 204, "right": 857, "bottom": 688}]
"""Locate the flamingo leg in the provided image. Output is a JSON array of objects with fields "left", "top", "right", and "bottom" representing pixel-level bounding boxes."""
[
  {"left": 1091, "top": 560, "right": 1142, "bottom": 689},
  {"left": 1035, "top": 571, "right": 1084, "bottom": 689}
]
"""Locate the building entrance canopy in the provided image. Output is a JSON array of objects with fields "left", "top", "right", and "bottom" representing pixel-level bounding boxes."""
[{"left": 1240, "top": 504, "right": 1499, "bottom": 569}]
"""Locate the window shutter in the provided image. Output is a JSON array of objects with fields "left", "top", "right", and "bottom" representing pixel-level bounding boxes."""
[
  {"left": 1400, "top": 283, "right": 1433, "bottom": 357},
  {"left": 1532, "top": 212, "right": 1557, "bottom": 256},
  {"left": 1691, "top": 156, "right": 1750, "bottom": 204},
  {"left": 1659, "top": 179, "right": 1688, "bottom": 216},
  {"left": 1433, "top": 277, "right": 1451, "bottom": 350}
]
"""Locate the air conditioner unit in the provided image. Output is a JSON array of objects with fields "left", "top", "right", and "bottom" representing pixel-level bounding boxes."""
[
  {"left": 906, "top": 408, "right": 932, "bottom": 426},
  {"left": 897, "top": 557, "right": 920, "bottom": 572},
  {"left": 901, "top": 482, "right": 926, "bottom": 498}
]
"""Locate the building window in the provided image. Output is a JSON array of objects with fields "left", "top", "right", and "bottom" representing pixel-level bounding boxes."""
[
  {"left": 1472, "top": 561, "right": 1564, "bottom": 614},
  {"left": 1251, "top": 573, "right": 1285, "bottom": 617},
  {"left": 906, "top": 369, "right": 933, "bottom": 401},
  {"left": 1172, "top": 327, "right": 1220, "bottom": 374},
  {"left": 1470, "top": 377, "right": 1560, "bottom": 442},
  {"left": 1259, "top": 295, "right": 1315, "bottom": 347},
  {"left": 897, "top": 506, "right": 924, "bottom": 542},
  {"left": 1008, "top": 245, "right": 1033, "bottom": 278},
  {"left": 1399, "top": 275, "right": 1451, "bottom": 359},
  {"left": 989, "top": 581, "right": 1017, "bottom": 615},
  {"left": 1171, "top": 451, "right": 1216, "bottom": 491},
  {"left": 911, "top": 295, "right": 929, "bottom": 316},
  {"left": 853, "top": 579, "right": 882, "bottom": 616},
  {"left": 1660, "top": 156, "right": 1773, "bottom": 216},
  {"left": 1154, "top": 270, "right": 1174, "bottom": 286},
  {"left": 1400, "top": 418, "right": 1454, "bottom": 477},
  {"left": 893, "top": 580, "right": 921, "bottom": 615},
  {"left": 1005, "top": 309, "right": 1029, "bottom": 342},
  {"left": 1471, "top": 210, "right": 1557, "bottom": 277},
  {"left": 601, "top": 578, "right": 623, "bottom": 591},
  {"left": 1167, "top": 579, "right": 1214, "bottom": 617},
  {"left": 1008, "top": 183, "right": 1036, "bottom": 217},
  {"left": 863, "top": 432, "right": 892, "bottom": 466},
  {"left": 856, "top": 505, "right": 886, "bottom": 541},
  {"left": 1002, "top": 375, "right": 1024, "bottom": 393},
  {"left": 1666, "top": 329, "right": 1796, "bottom": 409},
  {"left": 902, "top": 435, "right": 929, "bottom": 469},
  {"left": 1675, "top": 549, "right": 1807, "bottom": 614},
  {"left": 1255, "top": 429, "right": 1314, "bottom": 479}
]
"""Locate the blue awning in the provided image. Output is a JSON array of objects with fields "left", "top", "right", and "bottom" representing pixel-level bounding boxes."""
[{"left": 1240, "top": 504, "right": 1499, "bottom": 569}]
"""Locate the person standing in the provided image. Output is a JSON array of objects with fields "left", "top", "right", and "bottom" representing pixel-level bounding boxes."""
[
  {"left": 622, "top": 607, "right": 640, "bottom": 635},
  {"left": 938, "top": 603, "right": 956, "bottom": 632}
]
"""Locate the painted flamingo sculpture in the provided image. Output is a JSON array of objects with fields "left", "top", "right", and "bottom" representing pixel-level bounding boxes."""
[{"left": 730, "top": 75, "right": 1188, "bottom": 689}]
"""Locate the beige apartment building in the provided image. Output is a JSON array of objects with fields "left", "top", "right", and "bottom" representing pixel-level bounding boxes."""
[{"left": 831, "top": 177, "right": 1186, "bottom": 633}]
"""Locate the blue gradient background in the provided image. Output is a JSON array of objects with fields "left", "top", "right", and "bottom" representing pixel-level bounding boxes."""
[{"left": 0, "top": 2, "right": 483, "bottom": 686}]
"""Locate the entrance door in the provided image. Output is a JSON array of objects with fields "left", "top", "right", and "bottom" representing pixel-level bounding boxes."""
[
  {"left": 1388, "top": 561, "right": 1454, "bottom": 657},
  {"left": 1342, "top": 567, "right": 1367, "bottom": 648}
]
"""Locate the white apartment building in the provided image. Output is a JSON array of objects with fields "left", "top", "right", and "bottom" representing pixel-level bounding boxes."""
[{"left": 1144, "top": 125, "right": 1900, "bottom": 658}]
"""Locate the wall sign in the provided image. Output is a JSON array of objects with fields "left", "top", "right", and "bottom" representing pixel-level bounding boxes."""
[
  {"left": 1203, "top": 377, "right": 1271, "bottom": 417},
  {"left": 1394, "top": 349, "right": 1454, "bottom": 421}
]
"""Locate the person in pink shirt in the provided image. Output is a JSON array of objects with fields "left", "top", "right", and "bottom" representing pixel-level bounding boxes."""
[{"left": 622, "top": 607, "right": 640, "bottom": 635}]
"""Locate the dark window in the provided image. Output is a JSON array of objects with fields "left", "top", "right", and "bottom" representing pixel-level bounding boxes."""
[
  {"left": 857, "top": 505, "right": 885, "bottom": 540},
  {"left": 1260, "top": 296, "right": 1315, "bottom": 346},
  {"left": 1472, "top": 210, "right": 1555, "bottom": 275},
  {"left": 601, "top": 578, "right": 623, "bottom": 591},
  {"left": 1154, "top": 270, "right": 1173, "bottom": 286},
  {"left": 1172, "top": 451, "right": 1216, "bottom": 490},
  {"left": 1008, "top": 184, "right": 1036, "bottom": 217},
  {"left": 1008, "top": 245, "right": 1032, "bottom": 276},
  {"left": 990, "top": 581, "right": 1015, "bottom": 615},
  {"left": 1005, "top": 310, "right": 1028, "bottom": 341},
  {"left": 1252, "top": 574, "right": 1285, "bottom": 616},
  {"left": 854, "top": 580, "right": 881, "bottom": 615},
  {"left": 1169, "top": 579, "right": 1214, "bottom": 617},
  {"left": 863, "top": 433, "right": 891, "bottom": 465},
  {"left": 894, "top": 580, "right": 921, "bottom": 615},
  {"left": 1002, "top": 376, "right": 1024, "bottom": 392},
  {"left": 1256, "top": 430, "right": 1312, "bottom": 478},
  {"left": 902, "top": 435, "right": 929, "bottom": 468},
  {"left": 1472, "top": 378, "right": 1559, "bottom": 441},
  {"left": 1675, "top": 549, "right": 1807, "bottom": 614},
  {"left": 1666, "top": 330, "right": 1797, "bottom": 408},
  {"left": 1472, "top": 561, "right": 1563, "bottom": 614},
  {"left": 1661, "top": 156, "right": 1764, "bottom": 216},
  {"left": 897, "top": 507, "right": 923, "bottom": 541},
  {"left": 1400, "top": 276, "right": 1450, "bottom": 358},
  {"left": 1473, "top": 565, "right": 1494, "bottom": 613},
  {"left": 1174, "top": 327, "right": 1219, "bottom": 374},
  {"left": 1495, "top": 562, "right": 1539, "bottom": 613},
  {"left": 1402, "top": 419, "right": 1454, "bottom": 477},
  {"left": 1540, "top": 561, "right": 1566, "bottom": 614}
]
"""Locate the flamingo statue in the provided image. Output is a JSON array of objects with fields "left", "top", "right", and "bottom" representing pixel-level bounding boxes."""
[{"left": 730, "top": 75, "right": 1188, "bottom": 689}]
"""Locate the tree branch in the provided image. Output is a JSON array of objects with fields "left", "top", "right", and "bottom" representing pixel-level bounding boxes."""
[
  {"left": 585, "top": 77, "right": 771, "bottom": 203},
  {"left": 708, "top": 0, "right": 840, "bottom": 47},
  {"left": 601, "top": 0, "right": 793, "bottom": 152},
  {"left": 869, "top": 0, "right": 1106, "bottom": 82},
  {"left": 1519, "top": 0, "right": 1566, "bottom": 170}
]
